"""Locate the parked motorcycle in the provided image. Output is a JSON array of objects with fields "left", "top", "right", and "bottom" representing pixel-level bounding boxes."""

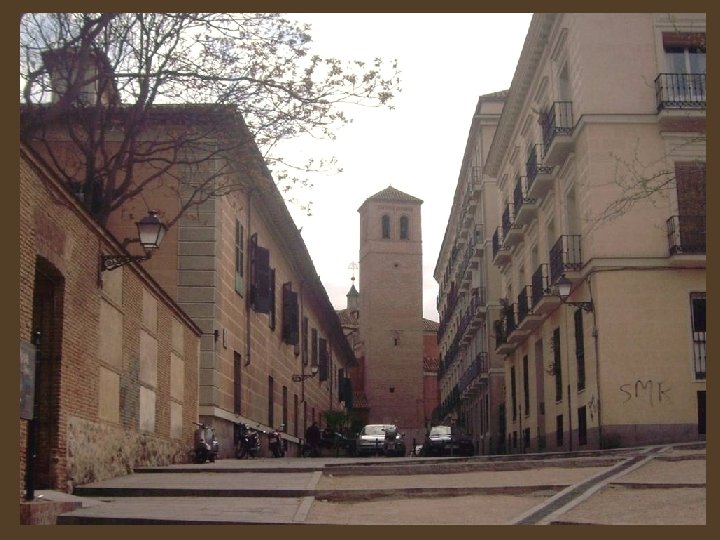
[
  {"left": 235, "top": 422, "right": 261, "bottom": 459},
  {"left": 268, "top": 424, "right": 286, "bottom": 458},
  {"left": 192, "top": 421, "right": 219, "bottom": 463}
]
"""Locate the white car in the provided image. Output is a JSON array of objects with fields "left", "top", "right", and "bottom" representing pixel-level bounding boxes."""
[{"left": 355, "top": 424, "right": 406, "bottom": 457}]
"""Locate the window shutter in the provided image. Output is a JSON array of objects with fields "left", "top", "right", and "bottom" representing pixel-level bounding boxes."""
[
  {"left": 252, "top": 245, "right": 271, "bottom": 313},
  {"left": 282, "top": 283, "right": 299, "bottom": 345},
  {"left": 319, "top": 338, "right": 328, "bottom": 381}
]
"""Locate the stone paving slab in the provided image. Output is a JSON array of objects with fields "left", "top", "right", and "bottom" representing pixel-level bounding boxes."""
[
  {"left": 306, "top": 493, "right": 550, "bottom": 525},
  {"left": 318, "top": 466, "right": 610, "bottom": 490},
  {"left": 73, "top": 471, "right": 323, "bottom": 498},
  {"left": 551, "top": 486, "right": 706, "bottom": 525},
  {"left": 611, "top": 458, "right": 706, "bottom": 485},
  {"left": 57, "top": 496, "right": 311, "bottom": 524}
]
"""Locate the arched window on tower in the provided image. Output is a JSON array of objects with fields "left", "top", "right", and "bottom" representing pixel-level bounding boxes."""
[
  {"left": 381, "top": 215, "right": 391, "bottom": 239},
  {"left": 400, "top": 216, "right": 409, "bottom": 240}
]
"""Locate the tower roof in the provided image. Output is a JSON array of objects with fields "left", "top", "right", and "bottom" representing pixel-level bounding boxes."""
[
  {"left": 346, "top": 284, "right": 359, "bottom": 297},
  {"left": 362, "top": 185, "right": 423, "bottom": 206}
]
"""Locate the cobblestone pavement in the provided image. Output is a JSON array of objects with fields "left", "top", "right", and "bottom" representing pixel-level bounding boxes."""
[{"left": 43, "top": 443, "right": 704, "bottom": 525}]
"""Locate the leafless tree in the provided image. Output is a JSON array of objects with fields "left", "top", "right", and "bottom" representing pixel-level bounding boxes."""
[{"left": 20, "top": 13, "right": 400, "bottom": 226}]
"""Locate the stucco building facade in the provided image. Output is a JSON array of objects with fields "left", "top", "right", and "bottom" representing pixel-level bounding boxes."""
[
  {"left": 434, "top": 92, "right": 508, "bottom": 454},
  {"left": 486, "top": 13, "right": 706, "bottom": 452}
]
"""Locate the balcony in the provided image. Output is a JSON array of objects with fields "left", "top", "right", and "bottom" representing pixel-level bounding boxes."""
[
  {"left": 667, "top": 215, "right": 706, "bottom": 265},
  {"left": 459, "top": 352, "right": 488, "bottom": 398},
  {"left": 549, "top": 234, "right": 583, "bottom": 284},
  {"left": 513, "top": 176, "right": 538, "bottom": 226},
  {"left": 531, "top": 263, "right": 561, "bottom": 315},
  {"left": 494, "top": 305, "right": 517, "bottom": 355},
  {"left": 507, "top": 302, "right": 530, "bottom": 344},
  {"left": 540, "top": 101, "right": 574, "bottom": 167},
  {"left": 655, "top": 73, "right": 706, "bottom": 110},
  {"left": 515, "top": 285, "right": 543, "bottom": 333},
  {"left": 526, "top": 144, "right": 555, "bottom": 200},
  {"left": 492, "top": 227, "right": 511, "bottom": 266},
  {"left": 501, "top": 203, "right": 523, "bottom": 248}
]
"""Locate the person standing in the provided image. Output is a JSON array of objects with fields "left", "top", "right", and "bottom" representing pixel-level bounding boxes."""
[{"left": 306, "top": 421, "right": 321, "bottom": 457}]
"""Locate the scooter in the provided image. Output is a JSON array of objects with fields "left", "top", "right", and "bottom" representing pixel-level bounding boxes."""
[
  {"left": 268, "top": 424, "right": 285, "bottom": 458},
  {"left": 235, "top": 423, "right": 261, "bottom": 459},
  {"left": 192, "top": 421, "right": 219, "bottom": 463}
]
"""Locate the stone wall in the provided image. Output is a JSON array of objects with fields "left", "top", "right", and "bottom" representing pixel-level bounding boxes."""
[{"left": 65, "top": 416, "right": 189, "bottom": 490}]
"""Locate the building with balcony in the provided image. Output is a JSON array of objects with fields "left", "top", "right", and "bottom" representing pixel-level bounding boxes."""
[
  {"left": 486, "top": 13, "right": 706, "bottom": 453},
  {"left": 434, "top": 91, "right": 508, "bottom": 454}
]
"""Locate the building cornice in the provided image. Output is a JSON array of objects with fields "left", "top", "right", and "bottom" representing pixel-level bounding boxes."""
[{"left": 486, "top": 13, "right": 558, "bottom": 177}]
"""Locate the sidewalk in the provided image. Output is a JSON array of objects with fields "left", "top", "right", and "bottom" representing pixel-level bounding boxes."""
[{"left": 44, "top": 443, "right": 705, "bottom": 525}]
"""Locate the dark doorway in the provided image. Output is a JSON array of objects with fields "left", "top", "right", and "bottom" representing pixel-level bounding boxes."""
[
  {"left": 30, "top": 257, "right": 65, "bottom": 490},
  {"left": 697, "top": 391, "right": 706, "bottom": 436}
]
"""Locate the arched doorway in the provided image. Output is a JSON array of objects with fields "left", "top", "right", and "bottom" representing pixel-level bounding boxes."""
[{"left": 29, "top": 257, "right": 65, "bottom": 491}]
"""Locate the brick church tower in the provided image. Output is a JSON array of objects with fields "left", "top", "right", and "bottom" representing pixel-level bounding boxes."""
[{"left": 357, "top": 186, "right": 425, "bottom": 444}]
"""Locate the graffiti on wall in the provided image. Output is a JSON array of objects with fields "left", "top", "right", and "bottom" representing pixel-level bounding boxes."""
[{"left": 620, "top": 380, "right": 671, "bottom": 406}]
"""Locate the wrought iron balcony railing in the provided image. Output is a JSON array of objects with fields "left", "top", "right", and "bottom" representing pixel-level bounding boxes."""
[
  {"left": 549, "top": 234, "right": 583, "bottom": 283},
  {"left": 531, "top": 263, "right": 552, "bottom": 307},
  {"left": 655, "top": 73, "right": 706, "bottom": 110},
  {"left": 526, "top": 144, "right": 554, "bottom": 189},
  {"left": 513, "top": 176, "right": 536, "bottom": 216},
  {"left": 540, "top": 101, "right": 573, "bottom": 151}
]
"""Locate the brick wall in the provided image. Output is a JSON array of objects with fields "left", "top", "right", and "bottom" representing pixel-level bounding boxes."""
[{"left": 19, "top": 147, "right": 201, "bottom": 496}]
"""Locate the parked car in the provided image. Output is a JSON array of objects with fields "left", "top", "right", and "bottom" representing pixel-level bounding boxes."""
[
  {"left": 420, "top": 425, "right": 474, "bottom": 457},
  {"left": 355, "top": 424, "right": 406, "bottom": 457}
]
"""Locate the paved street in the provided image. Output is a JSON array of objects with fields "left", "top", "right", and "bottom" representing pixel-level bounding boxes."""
[{"left": 40, "top": 442, "right": 704, "bottom": 525}]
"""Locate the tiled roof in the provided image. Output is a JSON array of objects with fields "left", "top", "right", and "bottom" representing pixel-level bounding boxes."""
[
  {"left": 363, "top": 185, "right": 423, "bottom": 205},
  {"left": 336, "top": 308, "right": 359, "bottom": 326},
  {"left": 424, "top": 356, "right": 439, "bottom": 371},
  {"left": 422, "top": 318, "right": 439, "bottom": 332}
]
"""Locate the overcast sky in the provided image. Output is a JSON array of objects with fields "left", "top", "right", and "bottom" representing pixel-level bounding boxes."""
[{"left": 278, "top": 13, "right": 533, "bottom": 321}]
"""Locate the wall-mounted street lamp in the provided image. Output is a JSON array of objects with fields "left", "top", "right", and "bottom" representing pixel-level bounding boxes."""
[
  {"left": 101, "top": 211, "right": 167, "bottom": 272},
  {"left": 555, "top": 275, "right": 593, "bottom": 312},
  {"left": 292, "top": 365, "right": 319, "bottom": 382}
]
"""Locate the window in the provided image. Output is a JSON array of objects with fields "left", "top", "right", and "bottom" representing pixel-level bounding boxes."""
[
  {"left": 249, "top": 234, "right": 271, "bottom": 313},
  {"left": 556, "top": 414, "right": 564, "bottom": 447},
  {"left": 281, "top": 283, "right": 299, "bottom": 345},
  {"left": 664, "top": 33, "right": 706, "bottom": 74},
  {"left": 318, "top": 338, "right": 328, "bottom": 382},
  {"left": 381, "top": 214, "right": 390, "bottom": 239},
  {"left": 510, "top": 365, "right": 517, "bottom": 421},
  {"left": 301, "top": 316, "right": 309, "bottom": 364},
  {"left": 690, "top": 292, "right": 706, "bottom": 379},
  {"left": 697, "top": 391, "right": 706, "bottom": 435},
  {"left": 400, "top": 216, "right": 409, "bottom": 240},
  {"left": 268, "top": 376, "right": 274, "bottom": 427},
  {"left": 311, "top": 328, "right": 318, "bottom": 367},
  {"left": 574, "top": 309, "right": 586, "bottom": 391},
  {"left": 233, "top": 352, "right": 242, "bottom": 414},
  {"left": 235, "top": 220, "right": 244, "bottom": 295},
  {"left": 578, "top": 406, "right": 587, "bottom": 446},
  {"left": 294, "top": 394, "right": 299, "bottom": 437},
  {"left": 282, "top": 385, "right": 288, "bottom": 429},
  {"left": 522, "top": 355, "right": 530, "bottom": 416},
  {"left": 552, "top": 328, "right": 563, "bottom": 401},
  {"left": 662, "top": 32, "right": 706, "bottom": 104},
  {"left": 269, "top": 269, "right": 276, "bottom": 330}
]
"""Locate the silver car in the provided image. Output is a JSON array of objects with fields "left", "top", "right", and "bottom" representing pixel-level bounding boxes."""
[{"left": 355, "top": 424, "right": 406, "bottom": 457}]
